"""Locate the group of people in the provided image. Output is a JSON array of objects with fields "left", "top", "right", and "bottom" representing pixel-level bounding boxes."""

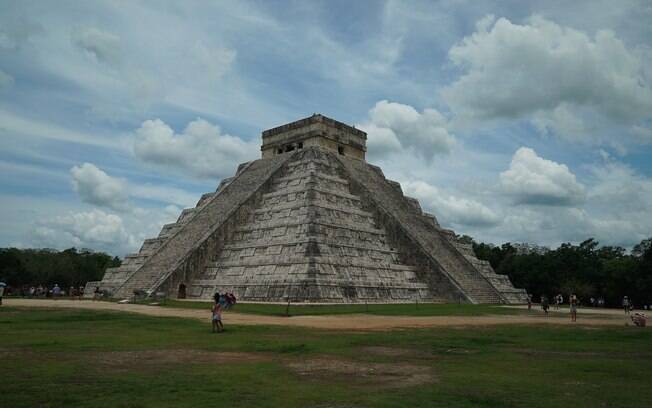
[
  {"left": 529, "top": 293, "right": 581, "bottom": 322},
  {"left": 0, "top": 284, "right": 85, "bottom": 299},
  {"left": 527, "top": 293, "right": 647, "bottom": 325},
  {"left": 210, "top": 292, "right": 237, "bottom": 333},
  {"left": 588, "top": 297, "right": 606, "bottom": 308}
]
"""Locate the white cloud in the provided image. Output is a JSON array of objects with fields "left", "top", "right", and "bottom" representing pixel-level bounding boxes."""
[
  {"left": 70, "top": 163, "right": 129, "bottom": 211},
  {"left": 30, "top": 204, "right": 183, "bottom": 256},
  {"left": 500, "top": 147, "right": 586, "bottom": 206},
  {"left": 531, "top": 104, "right": 589, "bottom": 142},
  {"left": 402, "top": 180, "right": 500, "bottom": 227},
  {"left": 443, "top": 15, "right": 652, "bottom": 134},
  {"left": 71, "top": 27, "right": 122, "bottom": 66},
  {"left": 70, "top": 162, "right": 198, "bottom": 209},
  {"left": 358, "top": 100, "right": 455, "bottom": 161},
  {"left": 133, "top": 118, "right": 258, "bottom": 179},
  {"left": 33, "top": 209, "right": 137, "bottom": 253}
]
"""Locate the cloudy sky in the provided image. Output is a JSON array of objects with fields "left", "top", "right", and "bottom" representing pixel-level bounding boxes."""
[{"left": 1, "top": 0, "right": 651, "bottom": 255}]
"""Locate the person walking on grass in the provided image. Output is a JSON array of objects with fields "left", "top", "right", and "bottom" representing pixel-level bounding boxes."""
[
  {"left": 211, "top": 299, "right": 224, "bottom": 333},
  {"left": 541, "top": 295, "right": 550, "bottom": 315},
  {"left": 555, "top": 294, "right": 563, "bottom": 310},
  {"left": 570, "top": 294, "right": 578, "bottom": 322}
]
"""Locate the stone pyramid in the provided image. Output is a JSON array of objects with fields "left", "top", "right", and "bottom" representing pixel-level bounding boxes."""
[{"left": 90, "top": 114, "right": 527, "bottom": 304}]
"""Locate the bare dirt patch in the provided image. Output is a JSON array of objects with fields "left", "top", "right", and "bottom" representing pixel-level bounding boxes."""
[{"left": 286, "top": 358, "right": 434, "bottom": 388}]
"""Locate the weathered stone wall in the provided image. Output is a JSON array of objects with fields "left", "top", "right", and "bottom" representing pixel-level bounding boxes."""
[
  {"left": 113, "top": 153, "right": 292, "bottom": 298},
  {"left": 261, "top": 114, "right": 366, "bottom": 160},
  {"left": 158, "top": 188, "right": 270, "bottom": 298},
  {"left": 346, "top": 181, "right": 471, "bottom": 303},
  {"left": 187, "top": 148, "right": 436, "bottom": 303},
  {"left": 335, "top": 154, "right": 505, "bottom": 304}
]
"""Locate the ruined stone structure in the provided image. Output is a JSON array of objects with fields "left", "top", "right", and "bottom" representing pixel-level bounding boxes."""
[{"left": 88, "top": 114, "right": 527, "bottom": 304}]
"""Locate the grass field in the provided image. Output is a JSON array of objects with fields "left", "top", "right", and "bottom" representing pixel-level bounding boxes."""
[
  {"left": 1, "top": 306, "right": 650, "bottom": 407},
  {"left": 156, "top": 299, "right": 521, "bottom": 317}
]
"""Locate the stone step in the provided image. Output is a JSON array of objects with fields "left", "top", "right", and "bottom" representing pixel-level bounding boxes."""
[
  {"left": 274, "top": 171, "right": 348, "bottom": 186},
  {"left": 208, "top": 256, "right": 417, "bottom": 270}
]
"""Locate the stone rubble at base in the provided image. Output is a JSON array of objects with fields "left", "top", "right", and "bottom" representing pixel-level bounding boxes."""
[{"left": 87, "top": 114, "right": 528, "bottom": 304}]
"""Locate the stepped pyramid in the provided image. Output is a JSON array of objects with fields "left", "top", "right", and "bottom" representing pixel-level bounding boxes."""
[{"left": 89, "top": 114, "right": 527, "bottom": 304}]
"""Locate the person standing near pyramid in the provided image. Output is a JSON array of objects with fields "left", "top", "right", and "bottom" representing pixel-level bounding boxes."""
[{"left": 211, "top": 298, "right": 223, "bottom": 333}]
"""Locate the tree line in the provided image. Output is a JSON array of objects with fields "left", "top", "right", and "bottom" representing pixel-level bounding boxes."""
[
  {"left": 463, "top": 237, "right": 652, "bottom": 307},
  {"left": 0, "top": 247, "right": 121, "bottom": 289},
  {"left": 1, "top": 238, "right": 650, "bottom": 307}
]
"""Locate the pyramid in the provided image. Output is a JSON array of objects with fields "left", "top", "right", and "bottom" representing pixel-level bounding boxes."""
[{"left": 89, "top": 114, "right": 527, "bottom": 304}]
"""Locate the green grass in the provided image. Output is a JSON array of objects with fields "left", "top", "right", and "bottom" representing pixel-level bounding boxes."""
[
  {"left": 155, "top": 299, "right": 522, "bottom": 317},
  {"left": 1, "top": 306, "right": 650, "bottom": 407}
]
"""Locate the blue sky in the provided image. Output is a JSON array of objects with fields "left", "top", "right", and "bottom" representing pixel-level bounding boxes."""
[{"left": 1, "top": 0, "right": 651, "bottom": 255}]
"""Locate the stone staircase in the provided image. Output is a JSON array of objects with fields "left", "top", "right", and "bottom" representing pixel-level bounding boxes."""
[
  {"left": 95, "top": 163, "right": 254, "bottom": 298},
  {"left": 187, "top": 148, "right": 438, "bottom": 303},
  {"left": 112, "top": 154, "right": 291, "bottom": 299},
  {"left": 441, "top": 229, "right": 529, "bottom": 303},
  {"left": 336, "top": 153, "right": 511, "bottom": 304}
]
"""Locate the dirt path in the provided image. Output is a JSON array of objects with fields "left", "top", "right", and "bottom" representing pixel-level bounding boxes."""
[{"left": 4, "top": 299, "right": 636, "bottom": 330}]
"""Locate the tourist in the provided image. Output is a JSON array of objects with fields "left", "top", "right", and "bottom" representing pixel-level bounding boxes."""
[
  {"left": 555, "top": 294, "right": 563, "bottom": 310},
  {"left": 590, "top": 297, "right": 595, "bottom": 307},
  {"left": 211, "top": 299, "right": 223, "bottom": 333},
  {"left": 52, "top": 284, "right": 61, "bottom": 298},
  {"left": 570, "top": 294, "right": 578, "bottom": 322},
  {"left": 527, "top": 294, "right": 532, "bottom": 311},
  {"left": 93, "top": 286, "right": 101, "bottom": 300},
  {"left": 541, "top": 295, "right": 550, "bottom": 314},
  {"left": 226, "top": 292, "right": 237, "bottom": 309},
  {"left": 0, "top": 281, "right": 6, "bottom": 306},
  {"left": 630, "top": 313, "right": 646, "bottom": 327},
  {"left": 623, "top": 296, "right": 630, "bottom": 314}
]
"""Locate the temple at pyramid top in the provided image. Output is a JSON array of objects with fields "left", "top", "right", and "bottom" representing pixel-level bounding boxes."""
[{"left": 261, "top": 114, "right": 367, "bottom": 160}]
